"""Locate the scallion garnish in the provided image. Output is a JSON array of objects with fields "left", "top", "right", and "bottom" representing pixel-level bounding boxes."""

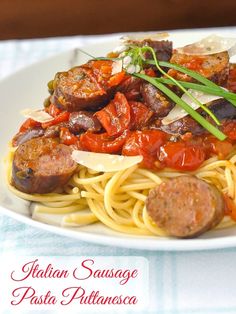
[
  {"left": 134, "top": 72, "right": 227, "bottom": 141},
  {"left": 146, "top": 59, "right": 236, "bottom": 107},
  {"left": 153, "top": 77, "right": 236, "bottom": 101},
  {"left": 141, "top": 47, "right": 221, "bottom": 125}
]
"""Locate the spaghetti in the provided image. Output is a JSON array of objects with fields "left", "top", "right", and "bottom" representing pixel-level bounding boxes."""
[{"left": 6, "top": 145, "right": 236, "bottom": 236}]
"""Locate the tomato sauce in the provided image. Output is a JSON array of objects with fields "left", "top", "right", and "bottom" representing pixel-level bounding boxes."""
[
  {"left": 15, "top": 57, "right": 236, "bottom": 172},
  {"left": 17, "top": 90, "right": 236, "bottom": 172},
  {"left": 182, "top": 57, "right": 204, "bottom": 72}
]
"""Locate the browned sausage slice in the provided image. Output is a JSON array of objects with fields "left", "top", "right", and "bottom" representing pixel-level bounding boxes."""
[
  {"left": 69, "top": 111, "right": 102, "bottom": 134},
  {"left": 168, "top": 51, "right": 229, "bottom": 86},
  {"left": 141, "top": 82, "right": 175, "bottom": 117},
  {"left": 44, "top": 122, "right": 70, "bottom": 138},
  {"left": 12, "top": 127, "right": 45, "bottom": 147},
  {"left": 146, "top": 175, "right": 225, "bottom": 238},
  {"left": 150, "top": 99, "right": 236, "bottom": 136},
  {"left": 52, "top": 60, "right": 120, "bottom": 112},
  {"left": 127, "top": 39, "right": 173, "bottom": 62},
  {"left": 12, "top": 138, "right": 77, "bottom": 194}
]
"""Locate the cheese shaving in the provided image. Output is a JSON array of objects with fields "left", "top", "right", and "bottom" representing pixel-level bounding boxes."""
[
  {"left": 111, "top": 59, "right": 123, "bottom": 75},
  {"left": 72, "top": 150, "right": 143, "bottom": 172},
  {"left": 162, "top": 89, "right": 223, "bottom": 125},
  {"left": 21, "top": 108, "right": 54, "bottom": 123},
  {"left": 176, "top": 34, "right": 236, "bottom": 56}
]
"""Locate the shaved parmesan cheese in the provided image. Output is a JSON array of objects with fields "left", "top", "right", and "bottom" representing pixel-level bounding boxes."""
[
  {"left": 177, "top": 34, "right": 236, "bottom": 56},
  {"left": 111, "top": 59, "right": 123, "bottom": 75},
  {"left": 162, "top": 89, "right": 223, "bottom": 125},
  {"left": 121, "top": 32, "right": 169, "bottom": 43},
  {"left": 72, "top": 150, "right": 143, "bottom": 172},
  {"left": 21, "top": 108, "right": 54, "bottom": 123}
]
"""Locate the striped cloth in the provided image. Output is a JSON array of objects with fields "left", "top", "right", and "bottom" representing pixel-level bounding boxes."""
[{"left": 1, "top": 28, "right": 236, "bottom": 314}]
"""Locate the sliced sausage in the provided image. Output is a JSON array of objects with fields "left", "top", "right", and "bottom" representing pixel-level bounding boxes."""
[
  {"left": 44, "top": 122, "right": 70, "bottom": 138},
  {"left": 128, "top": 39, "right": 173, "bottom": 62},
  {"left": 69, "top": 111, "right": 102, "bottom": 134},
  {"left": 207, "top": 98, "right": 236, "bottom": 121},
  {"left": 168, "top": 51, "right": 229, "bottom": 86},
  {"left": 160, "top": 115, "right": 205, "bottom": 136},
  {"left": 146, "top": 175, "right": 225, "bottom": 238},
  {"left": 143, "top": 40, "right": 173, "bottom": 62},
  {"left": 157, "top": 99, "right": 236, "bottom": 136},
  {"left": 52, "top": 60, "right": 119, "bottom": 112},
  {"left": 12, "top": 138, "right": 77, "bottom": 194},
  {"left": 141, "top": 82, "right": 175, "bottom": 117},
  {"left": 118, "top": 76, "right": 142, "bottom": 101},
  {"left": 12, "top": 128, "right": 44, "bottom": 147}
]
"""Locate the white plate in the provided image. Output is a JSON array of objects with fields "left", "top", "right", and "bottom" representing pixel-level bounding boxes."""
[{"left": 2, "top": 29, "right": 236, "bottom": 251}]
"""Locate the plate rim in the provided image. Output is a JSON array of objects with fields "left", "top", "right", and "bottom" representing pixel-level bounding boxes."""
[{"left": 2, "top": 204, "right": 236, "bottom": 251}]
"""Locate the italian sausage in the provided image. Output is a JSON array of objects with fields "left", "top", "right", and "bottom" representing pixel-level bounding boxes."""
[
  {"left": 169, "top": 51, "right": 229, "bottom": 86},
  {"left": 12, "top": 127, "right": 44, "bottom": 147},
  {"left": 52, "top": 60, "right": 120, "bottom": 112},
  {"left": 12, "top": 138, "right": 77, "bottom": 194},
  {"left": 69, "top": 111, "right": 102, "bottom": 134},
  {"left": 141, "top": 82, "right": 175, "bottom": 117},
  {"left": 146, "top": 175, "right": 225, "bottom": 238}
]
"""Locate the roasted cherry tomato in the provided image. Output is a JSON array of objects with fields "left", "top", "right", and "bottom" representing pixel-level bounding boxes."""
[
  {"left": 159, "top": 141, "right": 206, "bottom": 171},
  {"left": 203, "top": 136, "right": 233, "bottom": 159},
  {"left": 60, "top": 127, "right": 78, "bottom": 145},
  {"left": 108, "top": 71, "right": 126, "bottom": 87},
  {"left": 80, "top": 130, "right": 129, "bottom": 154},
  {"left": 42, "top": 111, "right": 70, "bottom": 129},
  {"left": 122, "top": 130, "right": 167, "bottom": 169},
  {"left": 19, "top": 118, "right": 41, "bottom": 132},
  {"left": 95, "top": 92, "right": 130, "bottom": 136},
  {"left": 129, "top": 101, "right": 153, "bottom": 130},
  {"left": 221, "top": 120, "right": 236, "bottom": 141}
]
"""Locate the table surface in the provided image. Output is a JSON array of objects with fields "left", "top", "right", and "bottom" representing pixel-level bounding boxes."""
[{"left": 1, "top": 28, "right": 236, "bottom": 314}]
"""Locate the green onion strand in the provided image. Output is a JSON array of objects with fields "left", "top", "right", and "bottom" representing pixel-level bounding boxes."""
[
  {"left": 143, "top": 48, "right": 221, "bottom": 125},
  {"left": 153, "top": 77, "right": 236, "bottom": 101},
  {"left": 147, "top": 59, "right": 236, "bottom": 107},
  {"left": 135, "top": 72, "right": 226, "bottom": 141}
]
